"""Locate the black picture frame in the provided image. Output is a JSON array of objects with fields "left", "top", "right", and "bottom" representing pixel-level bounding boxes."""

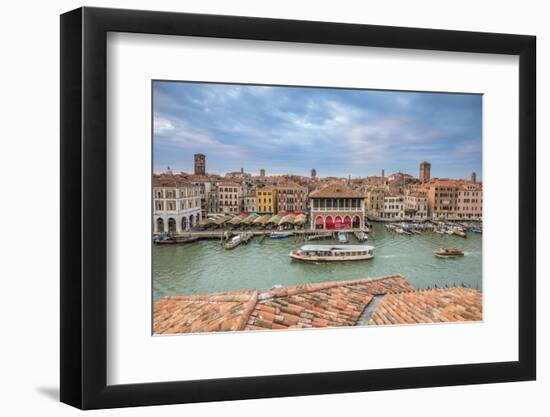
[{"left": 60, "top": 6, "right": 536, "bottom": 410}]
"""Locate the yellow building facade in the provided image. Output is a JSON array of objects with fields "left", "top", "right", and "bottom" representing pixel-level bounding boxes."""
[{"left": 256, "top": 188, "right": 277, "bottom": 214}]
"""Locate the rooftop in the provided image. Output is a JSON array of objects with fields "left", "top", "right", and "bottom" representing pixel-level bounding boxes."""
[
  {"left": 153, "top": 275, "right": 482, "bottom": 334},
  {"left": 153, "top": 174, "right": 194, "bottom": 188},
  {"left": 368, "top": 286, "right": 482, "bottom": 325},
  {"left": 309, "top": 183, "right": 364, "bottom": 199}
]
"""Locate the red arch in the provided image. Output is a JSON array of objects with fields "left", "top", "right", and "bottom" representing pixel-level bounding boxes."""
[
  {"left": 343, "top": 216, "right": 352, "bottom": 229},
  {"left": 315, "top": 216, "right": 324, "bottom": 225},
  {"left": 334, "top": 216, "right": 343, "bottom": 229},
  {"left": 325, "top": 216, "right": 334, "bottom": 230}
]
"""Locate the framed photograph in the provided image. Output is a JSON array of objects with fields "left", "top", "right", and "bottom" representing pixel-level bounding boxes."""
[{"left": 60, "top": 7, "right": 536, "bottom": 409}]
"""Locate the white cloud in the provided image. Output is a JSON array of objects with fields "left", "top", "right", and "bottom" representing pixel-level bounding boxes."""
[{"left": 153, "top": 115, "right": 175, "bottom": 133}]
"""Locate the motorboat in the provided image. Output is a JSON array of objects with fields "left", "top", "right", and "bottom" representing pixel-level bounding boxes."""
[
  {"left": 289, "top": 244, "right": 374, "bottom": 262},
  {"left": 354, "top": 231, "right": 368, "bottom": 241},
  {"left": 453, "top": 229, "right": 467, "bottom": 238},
  {"left": 337, "top": 231, "right": 349, "bottom": 243},
  {"left": 224, "top": 235, "right": 242, "bottom": 249},
  {"left": 434, "top": 248, "right": 464, "bottom": 258},
  {"left": 270, "top": 232, "right": 292, "bottom": 239},
  {"left": 307, "top": 232, "right": 332, "bottom": 241}
]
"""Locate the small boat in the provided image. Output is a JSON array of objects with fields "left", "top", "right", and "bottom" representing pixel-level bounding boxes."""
[
  {"left": 270, "top": 232, "right": 292, "bottom": 239},
  {"left": 290, "top": 244, "right": 374, "bottom": 262},
  {"left": 434, "top": 248, "right": 464, "bottom": 258},
  {"left": 470, "top": 227, "right": 482, "bottom": 234},
  {"left": 453, "top": 229, "right": 467, "bottom": 238},
  {"left": 224, "top": 235, "right": 242, "bottom": 249},
  {"left": 154, "top": 237, "right": 178, "bottom": 245},
  {"left": 154, "top": 234, "right": 198, "bottom": 245},
  {"left": 354, "top": 231, "right": 368, "bottom": 241},
  {"left": 338, "top": 231, "right": 349, "bottom": 243},
  {"left": 307, "top": 232, "right": 332, "bottom": 241}
]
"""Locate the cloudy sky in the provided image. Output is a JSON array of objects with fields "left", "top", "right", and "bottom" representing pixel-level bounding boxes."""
[{"left": 153, "top": 81, "right": 482, "bottom": 180}]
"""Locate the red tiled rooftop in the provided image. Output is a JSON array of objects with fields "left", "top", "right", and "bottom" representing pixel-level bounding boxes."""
[
  {"left": 368, "top": 287, "right": 482, "bottom": 325},
  {"left": 309, "top": 183, "right": 364, "bottom": 199},
  {"left": 153, "top": 277, "right": 482, "bottom": 334},
  {"left": 153, "top": 275, "right": 411, "bottom": 334},
  {"left": 245, "top": 275, "right": 412, "bottom": 331},
  {"left": 153, "top": 291, "right": 258, "bottom": 334}
]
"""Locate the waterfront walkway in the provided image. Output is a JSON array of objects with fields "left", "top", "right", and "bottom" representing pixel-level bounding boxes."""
[
  {"left": 166, "top": 228, "right": 368, "bottom": 239},
  {"left": 153, "top": 275, "right": 483, "bottom": 334}
]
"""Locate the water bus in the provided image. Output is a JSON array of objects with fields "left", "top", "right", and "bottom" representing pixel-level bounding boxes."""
[{"left": 289, "top": 244, "right": 374, "bottom": 262}]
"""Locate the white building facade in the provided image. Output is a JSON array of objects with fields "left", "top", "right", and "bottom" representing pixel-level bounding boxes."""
[
  {"left": 153, "top": 175, "right": 202, "bottom": 234},
  {"left": 382, "top": 195, "right": 405, "bottom": 220}
]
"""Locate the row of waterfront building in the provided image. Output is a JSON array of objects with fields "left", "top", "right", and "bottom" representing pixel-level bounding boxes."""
[{"left": 153, "top": 159, "right": 482, "bottom": 234}]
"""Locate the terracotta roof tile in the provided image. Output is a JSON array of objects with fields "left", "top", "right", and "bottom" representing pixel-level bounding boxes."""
[
  {"left": 368, "top": 287, "right": 482, "bottom": 325},
  {"left": 153, "top": 291, "right": 258, "bottom": 334},
  {"left": 153, "top": 276, "right": 482, "bottom": 334},
  {"left": 245, "top": 275, "right": 411, "bottom": 331},
  {"left": 309, "top": 183, "right": 364, "bottom": 199}
]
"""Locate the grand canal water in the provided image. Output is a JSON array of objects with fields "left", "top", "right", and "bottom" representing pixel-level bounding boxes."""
[{"left": 153, "top": 223, "right": 482, "bottom": 302}]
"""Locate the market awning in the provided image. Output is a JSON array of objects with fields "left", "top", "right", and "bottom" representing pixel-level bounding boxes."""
[{"left": 279, "top": 214, "right": 296, "bottom": 225}]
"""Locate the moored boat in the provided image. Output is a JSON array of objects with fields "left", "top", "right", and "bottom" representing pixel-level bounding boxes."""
[
  {"left": 434, "top": 248, "right": 464, "bottom": 258},
  {"left": 337, "top": 231, "right": 349, "bottom": 243},
  {"left": 154, "top": 237, "right": 178, "bottom": 245},
  {"left": 453, "top": 229, "right": 467, "bottom": 238},
  {"left": 289, "top": 244, "right": 374, "bottom": 262},
  {"left": 307, "top": 232, "right": 332, "bottom": 241},
  {"left": 270, "top": 231, "right": 292, "bottom": 239},
  {"left": 224, "top": 235, "right": 242, "bottom": 249}
]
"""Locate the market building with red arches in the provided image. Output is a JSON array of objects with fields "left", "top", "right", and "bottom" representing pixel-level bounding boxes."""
[{"left": 309, "top": 183, "right": 365, "bottom": 230}]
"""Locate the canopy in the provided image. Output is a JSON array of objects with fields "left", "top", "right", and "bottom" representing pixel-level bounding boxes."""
[
  {"left": 214, "top": 215, "right": 232, "bottom": 225},
  {"left": 268, "top": 214, "right": 282, "bottom": 225},
  {"left": 228, "top": 215, "right": 245, "bottom": 225},
  {"left": 198, "top": 218, "right": 214, "bottom": 227},
  {"left": 241, "top": 214, "right": 258, "bottom": 225},
  {"left": 279, "top": 214, "right": 296, "bottom": 225},
  {"left": 253, "top": 214, "right": 271, "bottom": 225},
  {"left": 295, "top": 214, "right": 307, "bottom": 224}
]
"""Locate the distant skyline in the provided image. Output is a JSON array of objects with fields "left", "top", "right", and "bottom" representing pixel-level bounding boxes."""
[{"left": 153, "top": 81, "right": 482, "bottom": 180}]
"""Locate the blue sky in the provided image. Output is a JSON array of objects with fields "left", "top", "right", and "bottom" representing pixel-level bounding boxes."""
[{"left": 153, "top": 81, "right": 482, "bottom": 179}]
